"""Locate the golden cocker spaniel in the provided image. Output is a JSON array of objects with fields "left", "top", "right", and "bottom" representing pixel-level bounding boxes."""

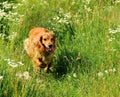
[{"left": 24, "top": 27, "right": 56, "bottom": 71}]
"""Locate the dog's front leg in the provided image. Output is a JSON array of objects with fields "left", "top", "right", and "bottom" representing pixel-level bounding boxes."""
[
  {"left": 44, "top": 63, "right": 52, "bottom": 72},
  {"left": 32, "top": 57, "right": 48, "bottom": 71},
  {"left": 32, "top": 58, "right": 42, "bottom": 70}
]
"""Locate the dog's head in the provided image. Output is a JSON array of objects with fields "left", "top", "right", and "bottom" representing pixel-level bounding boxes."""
[{"left": 40, "top": 32, "right": 56, "bottom": 52}]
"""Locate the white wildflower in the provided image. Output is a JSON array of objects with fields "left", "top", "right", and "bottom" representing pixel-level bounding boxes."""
[
  {"left": 115, "top": 0, "right": 120, "bottom": 3},
  {"left": 18, "top": 62, "right": 24, "bottom": 66},
  {"left": 17, "top": 3, "right": 23, "bottom": 7},
  {"left": 23, "top": 71, "right": 31, "bottom": 80},
  {"left": 43, "top": 1, "right": 49, "bottom": 5},
  {"left": 105, "top": 68, "right": 116, "bottom": 74},
  {"left": 53, "top": 16, "right": 59, "bottom": 20},
  {"left": 64, "top": 12, "right": 71, "bottom": 19},
  {"left": 22, "top": 0, "right": 26, "bottom": 2},
  {"left": 36, "top": 78, "right": 42, "bottom": 83},
  {"left": 73, "top": 73, "right": 77, "bottom": 78},
  {"left": 86, "top": 0, "right": 91, "bottom": 4},
  {"left": 8, "top": 32, "right": 17, "bottom": 40},
  {"left": 11, "top": 12, "right": 18, "bottom": 15},
  {"left": 0, "top": 9, "right": 6, "bottom": 17},
  {"left": 23, "top": 71, "right": 29, "bottom": 77},
  {"left": 116, "top": 27, "right": 120, "bottom": 32},
  {"left": 109, "top": 26, "right": 120, "bottom": 34},
  {"left": 86, "top": 7, "right": 92, "bottom": 12},
  {"left": 109, "top": 68, "right": 116, "bottom": 72},
  {"left": 71, "top": 1, "right": 76, "bottom": 5},
  {"left": 97, "top": 72, "right": 104, "bottom": 77},
  {"left": 105, "top": 70, "right": 109, "bottom": 74},
  {"left": 109, "top": 29, "right": 118, "bottom": 34},
  {"left": 0, "top": 33, "right": 6, "bottom": 39},
  {"left": 84, "top": 5, "right": 92, "bottom": 12},
  {"left": 4, "top": 58, "right": 10, "bottom": 61},
  {"left": 108, "top": 37, "right": 115, "bottom": 42},
  {"left": 83, "top": 0, "right": 91, "bottom": 4},
  {"left": 10, "top": 60, "right": 14, "bottom": 62},
  {"left": 68, "top": 75, "right": 71, "bottom": 78},
  {"left": 1, "top": 2, "right": 24, "bottom": 24},
  {"left": 16, "top": 71, "right": 31, "bottom": 80},
  {"left": 52, "top": 8, "right": 72, "bottom": 25},
  {"left": 0, "top": 76, "right": 3, "bottom": 80},
  {"left": 59, "top": 8, "right": 64, "bottom": 14},
  {"left": 2, "top": 1, "right": 13, "bottom": 9},
  {"left": 16, "top": 72, "right": 23, "bottom": 79},
  {"left": 112, "top": 68, "right": 116, "bottom": 72},
  {"left": 12, "top": 6, "right": 17, "bottom": 9},
  {"left": 119, "top": 84, "right": 120, "bottom": 87},
  {"left": 58, "top": 19, "right": 67, "bottom": 24},
  {"left": 9, "top": 63, "right": 18, "bottom": 68},
  {"left": 4, "top": 58, "right": 24, "bottom": 67}
]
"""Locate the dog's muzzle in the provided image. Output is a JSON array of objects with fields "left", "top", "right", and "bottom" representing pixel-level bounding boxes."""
[{"left": 46, "top": 44, "right": 55, "bottom": 52}]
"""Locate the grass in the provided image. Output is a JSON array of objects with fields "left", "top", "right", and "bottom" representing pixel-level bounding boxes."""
[{"left": 0, "top": 0, "right": 120, "bottom": 97}]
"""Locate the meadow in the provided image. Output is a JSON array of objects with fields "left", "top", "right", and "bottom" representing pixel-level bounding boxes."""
[{"left": 0, "top": 0, "right": 120, "bottom": 97}]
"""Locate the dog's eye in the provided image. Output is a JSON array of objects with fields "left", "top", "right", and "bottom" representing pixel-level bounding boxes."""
[
  {"left": 51, "top": 38, "right": 54, "bottom": 41},
  {"left": 44, "top": 39, "right": 47, "bottom": 41}
]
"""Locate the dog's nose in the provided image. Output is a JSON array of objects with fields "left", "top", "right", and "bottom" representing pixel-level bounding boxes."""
[{"left": 49, "top": 44, "right": 53, "bottom": 48}]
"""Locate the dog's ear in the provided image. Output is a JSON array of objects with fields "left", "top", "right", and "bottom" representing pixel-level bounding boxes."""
[
  {"left": 40, "top": 36, "right": 42, "bottom": 44},
  {"left": 33, "top": 36, "right": 42, "bottom": 48},
  {"left": 40, "top": 36, "right": 46, "bottom": 48},
  {"left": 36, "top": 36, "right": 44, "bottom": 48}
]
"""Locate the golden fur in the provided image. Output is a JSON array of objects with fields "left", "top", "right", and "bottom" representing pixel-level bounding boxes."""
[{"left": 24, "top": 27, "right": 56, "bottom": 71}]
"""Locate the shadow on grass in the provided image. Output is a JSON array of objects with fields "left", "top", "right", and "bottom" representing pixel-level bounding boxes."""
[{"left": 52, "top": 49, "right": 92, "bottom": 79}]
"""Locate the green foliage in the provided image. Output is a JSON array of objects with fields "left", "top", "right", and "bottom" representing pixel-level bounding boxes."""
[{"left": 0, "top": 0, "right": 120, "bottom": 97}]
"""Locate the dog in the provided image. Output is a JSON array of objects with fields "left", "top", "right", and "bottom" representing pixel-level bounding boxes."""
[{"left": 24, "top": 27, "right": 56, "bottom": 72}]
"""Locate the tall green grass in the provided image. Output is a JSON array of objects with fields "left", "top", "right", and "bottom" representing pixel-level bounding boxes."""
[{"left": 0, "top": 0, "right": 120, "bottom": 97}]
